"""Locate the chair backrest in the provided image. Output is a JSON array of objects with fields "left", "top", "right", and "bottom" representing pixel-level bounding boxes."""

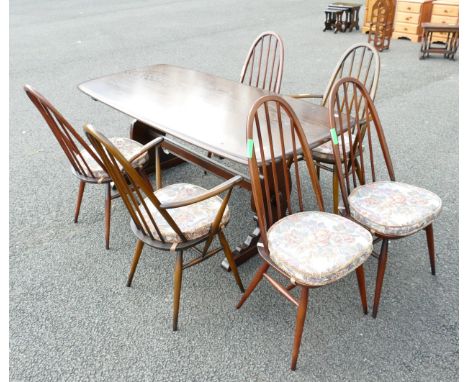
[
  {"left": 247, "top": 95, "right": 324, "bottom": 250},
  {"left": 328, "top": 77, "right": 396, "bottom": 215},
  {"left": 84, "top": 125, "right": 187, "bottom": 243},
  {"left": 24, "top": 85, "right": 104, "bottom": 181},
  {"left": 240, "top": 31, "right": 284, "bottom": 93},
  {"left": 321, "top": 43, "right": 380, "bottom": 107}
]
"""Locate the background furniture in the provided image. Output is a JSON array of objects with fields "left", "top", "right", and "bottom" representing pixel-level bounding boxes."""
[
  {"left": 24, "top": 85, "right": 149, "bottom": 250},
  {"left": 324, "top": 3, "right": 362, "bottom": 33},
  {"left": 430, "top": 0, "right": 459, "bottom": 42},
  {"left": 392, "top": 0, "right": 433, "bottom": 42},
  {"left": 368, "top": 0, "right": 395, "bottom": 51},
  {"left": 362, "top": 0, "right": 380, "bottom": 32},
  {"left": 237, "top": 95, "right": 372, "bottom": 370},
  {"left": 84, "top": 126, "right": 244, "bottom": 331},
  {"left": 329, "top": 77, "right": 442, "bottom": 318},
  {"left": 78, "top": 64, "right": 337, "bottom": 270},
  {"left": 420, "top": 23, "right": 459, "bottom": 59}
]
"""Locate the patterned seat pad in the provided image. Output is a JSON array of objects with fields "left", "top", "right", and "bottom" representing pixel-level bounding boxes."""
[
  {"left": 78, "top": 137, "right": 149, "bottom": 179},
  {"left": 139, "top": 183, "right": 230, "bottom": 243},
  {"left": 267, "top": 211, "right": 373, "bottom": 286},
  {"left": 312, "top": 133, "right": 357, "bottom": 162},
  {"left": 349, "top": 181, "right": 442, "bottom": 237}
]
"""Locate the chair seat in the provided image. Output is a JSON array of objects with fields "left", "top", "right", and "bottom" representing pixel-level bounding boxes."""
[
  {"left": 139, "top": 183, "right": 230, "bottom": 243},
  {"left": 78, "top": 137, "right": 149, "bottom": 179},
  {"left": 349, "top": 181, "right": 442, "bottom": 237},
  {"left": 312, "top": 133, "right": 357, "bottom": 162},
  {"left": 267, "top": 211, "right": 373, "bottom": 286}
]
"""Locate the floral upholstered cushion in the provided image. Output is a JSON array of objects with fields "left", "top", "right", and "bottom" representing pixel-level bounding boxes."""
[
  {"left": 267, "top": 211, "right": 373, "bottom": 286},
  {"left": 312, "top": 133, "right": 357, "bottom": 162},
  {"left": 349, "top": 181, "right": 442, "bottom": 237},
  {"left": 139, "top": 183, "right": 230, "bottom": 243},
  {"left": 78, "top": 137, "right": 149, "bottom": 179}
]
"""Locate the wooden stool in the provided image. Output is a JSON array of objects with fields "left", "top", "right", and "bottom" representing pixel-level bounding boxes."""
[
  {"left": 328, "top": 3, "right": 362, "bottom": 31},
  {"left": 324, "top": 8, "right": 346, "bottom": 33},
  {"left": 420, "top": 23, "right": 459, "bottom": 60}
]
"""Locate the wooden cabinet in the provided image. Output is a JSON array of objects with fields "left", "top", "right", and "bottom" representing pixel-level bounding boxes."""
[
  {"left": 392, "top": 0, "right": 433, "bottom": 42},
  {"left": 430, "top": 0, "right": 459, "bottom": 42}
]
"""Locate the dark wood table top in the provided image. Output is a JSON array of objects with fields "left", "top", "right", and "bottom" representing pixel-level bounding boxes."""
[{"left": 78, "top": 64, "right": 333, "bottom": 164}]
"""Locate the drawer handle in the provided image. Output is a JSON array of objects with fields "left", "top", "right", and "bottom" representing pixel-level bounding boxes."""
[
  {"left": 404, "top": 27, "right": 407, "bottom": 31},
  {"left": 405, "top": 17, "right": 411, "bottom": 20},
  {"left": 444, "top": 9, "right": 448, "bottom": 13},
  {"left": 407, "top": 6, "right": 411, "bottom": 10}
]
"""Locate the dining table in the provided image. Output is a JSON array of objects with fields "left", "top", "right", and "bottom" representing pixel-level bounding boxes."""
[{"left": 78, "top": 64, "right": 336, "bottom": 271}]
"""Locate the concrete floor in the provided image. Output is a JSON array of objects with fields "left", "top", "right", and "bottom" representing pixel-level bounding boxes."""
[{"left": 10, "top": 1, "right": 458, "bottom": 381}]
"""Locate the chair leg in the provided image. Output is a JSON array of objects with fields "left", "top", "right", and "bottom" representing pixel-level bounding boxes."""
[
  {"left": 218, "top": 231, "right": 245, "bottom": 292},
  {"left": 372, "top": 238, "right": 389, "bottom": 318},
  {"left": 291, "top": 286, "right": 309, "bottom": 371},
  {"left": 425, "top": 224, "right": 436, "bottom": 275},
  {"left": 104, "top": 183, "right": 112, "bottom": 250},
  {"left": 126, "top": 240, "right": 144, "bottom": 287},
  {"left": 74, "top": 181, "right": 86, "bottom": 223},
  {"left": 173, "top": 251, "right": 183, "bottom": 331},
  {"left": 236, "top": 261, "right": 269, "bottom": 309},
  {"left": 355, "top": 264, "right": 368, "bottom": 315},
  {"left": 332, "top": 165, "right": 339, "bottom": 214},
  {"left": 316, "top": 165, "right": 321, "bottom": 181}
]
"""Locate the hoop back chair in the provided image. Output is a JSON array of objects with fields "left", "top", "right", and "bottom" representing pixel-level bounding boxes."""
[
  {"left": 84, "top": 125, "right": 244, "bottom": 331},
  {"left": 329, "top": 77, "right": 442, "bottom": 318},
  {"left": 240, "top": 31, "right": 285, "bottom": 93},
  {"left": 24, "top": 84, "right": 148, "bottom": 249},
  {"left": 291, "top": 43, "right": 380, "bottom": 213},
  {"left": 206, "top": 31, "right": 284, "bottom": 164},
  {"left": 236, "top": 95, "right": 373, "bottom": 370}
]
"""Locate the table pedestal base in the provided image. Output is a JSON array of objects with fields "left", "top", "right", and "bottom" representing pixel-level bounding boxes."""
[{"left": 129, "top": 120, "right": 185, "bottom": 171}]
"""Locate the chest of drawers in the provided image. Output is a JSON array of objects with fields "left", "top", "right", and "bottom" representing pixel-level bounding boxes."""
[
  {"left": 392, "top": 0, "right": 433, "bottom": 42},
  {"left": 430, "top": 0, "right": 459, "bottom": 42}
]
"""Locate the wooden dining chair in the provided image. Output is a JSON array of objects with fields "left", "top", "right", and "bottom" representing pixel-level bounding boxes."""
[
  {"left": 24, "top": 85, "right": 150, "bottom": 249},
  {"left": 328, "top": 77, "right": 442, "bottom": 318},
  {"left": 236, "top": 95, "right": 373, "bottom": 370},
  {"left": 206, "top": 31, "right": 284, "bottom": 164},
  {"left": 84, "top": 125, "right": 244, "bottom": 331},
  {"left": 291, "top": 43, "right": 380, "bottom": 213},
  {"left": 240, "top": 31, "right": 285, "bottom": 93}
]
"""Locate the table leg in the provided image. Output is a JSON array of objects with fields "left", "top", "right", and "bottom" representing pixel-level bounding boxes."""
[{"left": 129, "top": 120, "right": 185, "bottom": 172}]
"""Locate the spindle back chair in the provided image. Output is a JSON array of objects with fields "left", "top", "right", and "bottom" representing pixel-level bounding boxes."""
[
  {"left": 237, "top": 95, "right": 372, "bottom": 370},
  {"left": 84, "top": 125, "right": 244, "bottom": 330},
  {"left": 240, "top": 31, "right": 285, "bottom": 93},
  {"left": 290, "top": 44, "right": 380, "bottom": 213},
  {"left": 24, "top": 84, "right": 134, "bottom": 249},
  {"left": 329, "top": 77, "right": 441, "bottom": 318}
]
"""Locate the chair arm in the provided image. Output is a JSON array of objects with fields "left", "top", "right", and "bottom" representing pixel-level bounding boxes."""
[
  {"left": 160, "top": 175, "right": 243, "bottom": 210},
  {"left": 288, "top": 93, "right": 324, "bottom": 100},
  {"left": 128, "top": 136, "right": 164, "bottom": 164}
]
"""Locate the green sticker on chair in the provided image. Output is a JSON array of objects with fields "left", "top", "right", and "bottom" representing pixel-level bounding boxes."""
[
  {"left": 330, "top": 128, "right": 339, "bottom": 145},
  {"left": 247, "top": 139, "right": 254, "bottom": 158}
]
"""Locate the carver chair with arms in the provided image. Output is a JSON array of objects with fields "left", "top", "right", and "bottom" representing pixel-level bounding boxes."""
[
  {"left": 84, "top": 125, "right": 244, "bottom": 331},
  {"left": 236, "top": 95, "right": 374, "bottom": 370},
  {"left": 328, "top": 77, "right": 442, "bottom": 318},
  {"left": 290, "top": 43, "right": 380, "bottom": 213},
  {"left": 24, "top": 84, "right": 149, "bottom": 249}
]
